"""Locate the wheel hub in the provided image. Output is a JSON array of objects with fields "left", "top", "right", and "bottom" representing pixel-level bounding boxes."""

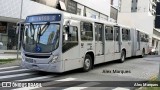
[{"left": 85, "top": 59, "right": 90, "bottom": 69}]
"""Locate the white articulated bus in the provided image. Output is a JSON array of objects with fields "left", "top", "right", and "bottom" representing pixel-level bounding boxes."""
[{"left": 17, "top": 12, "right": 149, "bottom": 73}]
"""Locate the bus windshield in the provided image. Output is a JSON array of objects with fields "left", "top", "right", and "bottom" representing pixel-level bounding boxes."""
[{"left": 23, "top": 23, "right": 60, "bottom": 53}]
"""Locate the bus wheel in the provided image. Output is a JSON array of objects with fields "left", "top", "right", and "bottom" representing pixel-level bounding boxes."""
[
  {"left": 119, "top": 50, "right": 126, "bottom": 63},
  {"left": 83, "top": 54, "right": 92, "bottom": 72}
]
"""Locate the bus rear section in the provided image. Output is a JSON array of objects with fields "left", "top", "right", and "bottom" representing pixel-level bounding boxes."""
[{"left": 131, "top": 29, "right": 149, "bottom": 57}]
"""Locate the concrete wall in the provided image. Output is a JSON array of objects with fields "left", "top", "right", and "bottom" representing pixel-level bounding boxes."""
[
  {"left": 73, "top": 0, "right": 111, "bottom": 17},
  {"left": 118, "top": 12, "right": 154, "bottom": 34},
  {"left": 120, "top": 0, "right": 151, "bottom": 13},
  {"left": 22, "top": 0, "right": 59, "bottom": 19},
  {"left": 0, "top": 0, "right": 59, "bottom": 21},
  {"left": 112, "top": 0, "right": 120, "bottom": 9},
  {"left": 118, "top": 12, "right": 155, "bottom": 46},
  {"left": 38, "top": 0, "right": 58, "bottom": 7},
  {"left": 137, "top": 0, "right": 150, "bottom": 12},
  {"left": 0, "top": 0, "right": 21, "bottom": 19},
  {"left": 120, "top": 0, "right": 132, "bottom": 12}
]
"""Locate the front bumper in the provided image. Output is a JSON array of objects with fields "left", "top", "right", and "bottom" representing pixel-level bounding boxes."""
[{"left": 21, "top": 60, "right": 63, "bottom": 73}]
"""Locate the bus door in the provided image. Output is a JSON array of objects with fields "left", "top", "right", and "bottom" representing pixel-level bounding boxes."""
[
  {"left": 95, "top": 23, "right": 105, "bottom": 64},
  {"left": 80, "top": 21, "right": 95, "bottom": 65},
  {"left": 105, "top": 25, "right": 114, "bottom": 62},
  {"left": 137, "top": 31, "right": 140, "bottom": 51},
  {"left": 121, "top": 28, "right": 132, "bottom": 57},
  {"left": 114, "top": 26, "right": 121, "bottom": 59},
  {"left": 62, "top": 20, "right": 81, "bottom": 71}
]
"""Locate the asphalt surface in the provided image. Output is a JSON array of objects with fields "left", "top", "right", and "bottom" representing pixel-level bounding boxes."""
[{"left": 0, "top": 55, "right": 159, "bottom": 90}]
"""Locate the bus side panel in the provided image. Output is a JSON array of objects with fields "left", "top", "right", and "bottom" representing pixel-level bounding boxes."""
[
  {"left": 62, "top": 45, "right": 83, "bottom": 71},
  {"left": 62, "top": 20, "right": 83, "bottom": 71},
  {"left": 131, "top": 29, "right": 136, "bottom": 56},
  {"left": 105, "top": 41, "right": 114, "bottom": 62}
]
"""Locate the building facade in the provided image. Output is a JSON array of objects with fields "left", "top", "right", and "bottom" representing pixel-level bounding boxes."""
[
  {"left": 31, "top": 0, "right": 119, "bottom": 22},
  {"left": 118, "top": 0, "right": 160, "bottom": 54},
  {"left": 120, "top": 0, "right": 157, "bottom": 15},
  {"left": 0, "top": 0, "right": 119, "bottom": 52}
]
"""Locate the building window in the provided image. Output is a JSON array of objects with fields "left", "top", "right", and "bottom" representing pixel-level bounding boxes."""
[
  {"left": 140, "top": 33, "right": 149, "bottom": 42},
  {"left": 131, "top": 7, "right": 133, "bottom": 11},
  {"left": 0, "top": 22, "right": 7, "bottom": 33},
  {"left": 111, "top": 0, "right": 114, "bottom": 5},
  {"left": 0, "top": 22, "right": 17, "bottom": 50},
  {"left": 135, "top": 7, "right": 137, "bottom": 10},
  {"left": 67, "top": 0, "right": 77, "bottom": 14},
  {"left": 77, "top": 8, "right": 81, "bottom": 15}
]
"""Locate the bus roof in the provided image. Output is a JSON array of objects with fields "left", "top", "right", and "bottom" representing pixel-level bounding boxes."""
[{"left": 25, "top": 11, "right": 149, "bottom": 35}]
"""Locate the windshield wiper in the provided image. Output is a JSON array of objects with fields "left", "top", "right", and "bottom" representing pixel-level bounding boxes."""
[
  {"left": 30, "top": 23, "right": 35, "bottom": 44},
  {"left": 40, "top": 22, "right": 50, "bottom": 36},
  {"left": 37, "top": 22, "right": 50, "bottom": 43}
]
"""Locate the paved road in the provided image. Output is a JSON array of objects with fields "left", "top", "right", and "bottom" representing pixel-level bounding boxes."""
[{"left": 0, "top": 56, "right": 159, "bottom": 90}]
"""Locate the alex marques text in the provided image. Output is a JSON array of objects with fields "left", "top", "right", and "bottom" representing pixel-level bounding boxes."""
[{"left": 102, "top": 69, "right": 131, "bottom": 74}]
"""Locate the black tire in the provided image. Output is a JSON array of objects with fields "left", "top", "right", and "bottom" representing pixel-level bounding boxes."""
[
  {"left": 140, "top": 49, "right": 145, "bottom": 58},
  {"left": 82, "top": 54, "right": 92, "bottom": 72},
  {"left": 119, "top": 50, "right": 126, "bottom": 63}
]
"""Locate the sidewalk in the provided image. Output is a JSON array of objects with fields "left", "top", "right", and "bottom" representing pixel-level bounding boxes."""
[
  {"left": 0, "top": 53, "right": 22, "bottom": 67},
  {"left": 0, "top": 54, "right": 21, "bottom": 59}
]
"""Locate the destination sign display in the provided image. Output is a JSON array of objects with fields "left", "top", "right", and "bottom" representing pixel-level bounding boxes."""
[{"left": 25, "top": 14, "right": 61, "bottom": 23}]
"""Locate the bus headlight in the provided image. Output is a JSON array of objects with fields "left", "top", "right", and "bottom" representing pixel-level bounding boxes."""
[{"left": 49, "top": 55, "right": 59, "bottom": 64}]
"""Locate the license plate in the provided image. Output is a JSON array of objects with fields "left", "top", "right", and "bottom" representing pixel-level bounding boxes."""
[
  {"left": 32, "top": 65, "right": 39, "bottom": 69},
  {"left": 25, "top": 58, "right": 34, "bottom": 63}
]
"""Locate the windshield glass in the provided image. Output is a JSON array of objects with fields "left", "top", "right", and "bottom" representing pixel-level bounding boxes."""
[{"left": 23, "top": 23, "right": 60, "bottom": 53}]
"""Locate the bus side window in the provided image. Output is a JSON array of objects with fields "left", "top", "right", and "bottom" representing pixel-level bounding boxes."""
[
  {"left": 114, "top": 26, "right": 120, "bottom": 41},
  {"left": 145, "top": 34, "right": 149, "bottom": 42},
  {"left": 122, "top": 28, "right": 130, "bottom": 41},
  {"left": 81, "top": 22, "right": 93, "bottom": 41},
  {"left": 105, "top": 26, "right": 113, "bottom": 41},
  {"left": 95, "top": 23, "right": 103, "bottom": 41},
  {"left": 122, "top": 28, "right": 126, "bottom": 41},
  {"left": 127, "top": 29, "right": 130, "bottom": 40},
  {"left": 62, "top": 25, "right": 78, "bottom": 53},
  {"left": 140, "top": 33, "right": 145, "bottom": 42}
]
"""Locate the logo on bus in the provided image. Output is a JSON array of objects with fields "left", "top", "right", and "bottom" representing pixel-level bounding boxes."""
[{"left": 35, "top": 46, "right": 41, "bottom": 53}]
